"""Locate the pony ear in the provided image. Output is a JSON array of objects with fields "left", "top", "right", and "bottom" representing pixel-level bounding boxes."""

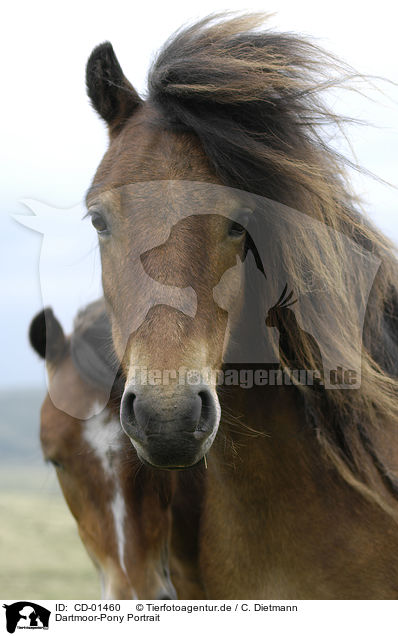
[
  {"left": 29, "top": 308, "right": 67, "bottom": 362},
  {"left": 86, "top": 42, "right": 142, "bottom": 135}
]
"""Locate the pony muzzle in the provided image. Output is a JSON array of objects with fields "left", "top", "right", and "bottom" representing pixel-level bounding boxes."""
[{"left": 120, "top": 382, "right": 220, "bottom": 468}]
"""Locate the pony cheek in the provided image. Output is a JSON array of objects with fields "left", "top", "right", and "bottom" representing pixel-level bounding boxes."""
[{"left": 212, "top": 256, "right": 244, "bottom": 312}]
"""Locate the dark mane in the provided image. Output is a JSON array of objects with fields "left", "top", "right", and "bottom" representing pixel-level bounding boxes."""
[
  {"left": 148, "top": 14, "right": 356, "bottom": 204},
  {"left": 144, "top": 14, "right": 398, "bottom": 517}
]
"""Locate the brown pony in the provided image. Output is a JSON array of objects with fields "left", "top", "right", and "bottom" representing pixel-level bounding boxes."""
[
  {"left": 29, "top": 303, "right": 204, "bottom": 599},
  {"left": 83, "top": 14, "right": 398, "bottom": 598}
]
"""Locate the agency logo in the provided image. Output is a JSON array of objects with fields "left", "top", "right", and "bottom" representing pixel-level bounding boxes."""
[
  {"left": 15, "top": 180, "right": 381, "bottom": 410},
  {"left": 2, "top": 603, "right": 50, "bottom": 633}
]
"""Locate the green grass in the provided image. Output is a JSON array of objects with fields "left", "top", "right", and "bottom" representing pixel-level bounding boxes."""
[
  {"left": 0, "top": 478, "right": 100, "bottom": 599},
  {"left": 0, "top": 387, "right": 100, "bottom": 599}
]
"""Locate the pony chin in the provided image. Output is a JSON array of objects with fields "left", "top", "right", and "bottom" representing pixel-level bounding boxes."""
[{"left": 125, "top": 427, "right": 218, "bottom": 470}]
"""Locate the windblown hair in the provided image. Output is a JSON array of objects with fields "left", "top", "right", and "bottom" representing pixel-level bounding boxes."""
[{"left": 147, "top": 13, "right": 398, "bottom": 517}]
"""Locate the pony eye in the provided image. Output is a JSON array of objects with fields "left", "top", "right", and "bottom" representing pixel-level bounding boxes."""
[
  {"left": 48, "top": 458, "right": 64, "bottom": 469},
  {"left": 90, "top": 211, "right": 109, "bottom": 235},
  {"left": 228, "top": 221, "right": 246, "bottom": 238},
  {"left": 227, "top": 208, "right": 252, "bottom": 238}
]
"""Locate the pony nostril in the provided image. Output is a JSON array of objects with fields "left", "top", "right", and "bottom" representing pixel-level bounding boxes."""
[
  {"left": 199, "top": 389, "right": 211, "bottom": 413},
  {"left": 124, "top": 391, "right": 136, "bottom": 416},
  {"left": 197, "top": 388, "right": 216, "bottom": 431},
  {"left": 120, "top": 390, "right": 136, "bottom": 432}
]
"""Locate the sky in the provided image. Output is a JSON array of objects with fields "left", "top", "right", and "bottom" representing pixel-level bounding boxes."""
[{"left": 1, "top": 0, "right": 397, "bottom": 388}]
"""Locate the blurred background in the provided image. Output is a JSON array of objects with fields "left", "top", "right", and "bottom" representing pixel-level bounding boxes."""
[{"left": 1, "top": 0, "right": 397, "bottom": 598}]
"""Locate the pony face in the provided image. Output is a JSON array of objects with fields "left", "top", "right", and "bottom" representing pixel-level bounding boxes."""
[
  {"left": 86, "top": 104, "right": 255, "bottom": 468},
  {"left": 84, "top": 17, "right": 385, "bottom": 476}
]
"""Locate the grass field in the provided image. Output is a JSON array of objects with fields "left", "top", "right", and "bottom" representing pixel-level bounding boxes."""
[
  {"left": 0, "top": 386, "right": 109, "bottom": 599},
  {"left": 0, "top": 387, "right": 101, "bottom": 599},
  {"left": 0, "top": 466, "right": 100, "bottom": 600}
]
